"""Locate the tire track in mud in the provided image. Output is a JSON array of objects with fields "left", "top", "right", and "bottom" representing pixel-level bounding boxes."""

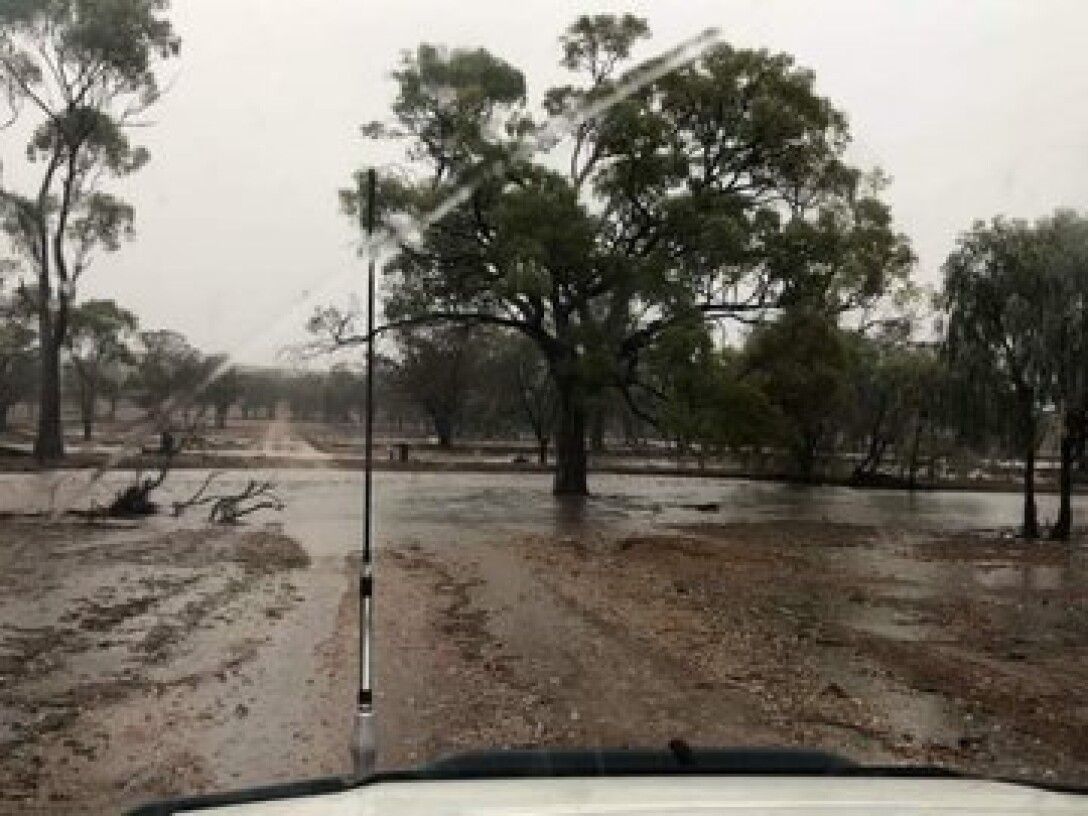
[
  {"left": 375, "top": 521, "right": 1088, "bottom": 786},
  {"left": 377, "top": 537, "right": 780, "bottom": 767}
]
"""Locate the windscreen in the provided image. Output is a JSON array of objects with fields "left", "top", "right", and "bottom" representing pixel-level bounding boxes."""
[{"left": 1, "top": 2, "right": 1087, "bottom": 813}]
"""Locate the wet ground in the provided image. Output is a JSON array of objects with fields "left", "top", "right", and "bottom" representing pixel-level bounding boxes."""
[{"left": 1, "top": 467, "right": 1087, "bottom": 812}]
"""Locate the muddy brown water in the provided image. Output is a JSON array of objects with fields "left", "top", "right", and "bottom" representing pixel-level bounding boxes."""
[
  {"left": 2, "top": 469, "right": 1087, "bottom": 812},
  {"left": 7, "top": 468, "right": 1087, "bottom": 542}
]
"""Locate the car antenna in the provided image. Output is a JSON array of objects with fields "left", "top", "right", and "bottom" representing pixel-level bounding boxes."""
[{"left": 353, "top": 167, "right": 378, "bottom": 778}]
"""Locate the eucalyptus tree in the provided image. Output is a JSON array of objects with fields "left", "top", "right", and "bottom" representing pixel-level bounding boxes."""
[
  {"left": 943, "top": 218, "right": 1052, "bottom": 538},
  {"left": 848, "top": 328, "right": 945, "bottom": 486},
  {"left": 66, "top": 298, "right": 137, "bottom": 440},
  {"left": 0, "top": 273, "right": 36, "bottom": 432},
  {"left": 285, "top": 370, "right": 325, "bottom": 422},
  {"left": 319, "top": 15, "right": 912, "bottom": 493},
  {"left": 1035, "top": 210, "right": 1088, "bottom": 539},
  {"left": 477, "top": 332, "right": 557, "bottom": 461},
  {"left": 237, "top": 370, "right": 284, "bottom": 421},
  {"left": 321, "top": 365, "right": 365, "bottom": 425},
  {"left": 742, "top": 308, "right": 856, "bottom": 480},
  {"left": 388, "top": 325, "right": 482, "bottom": 447},
  {"left": 200, "top": 356, "right": 241, "bottom": 429},
  {"left": 129, "top": 329, "right": 202, "bottom": 423},
  {"left": 0, "top": 0, "right": 179, "bottom": 459},
  {"left": 644, "top": 321, "right": 777, "bottom": 461}
]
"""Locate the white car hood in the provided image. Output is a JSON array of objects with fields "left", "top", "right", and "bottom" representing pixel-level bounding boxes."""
[{"left": 185, "top": 775, "right": 1088, "bottom": 815}]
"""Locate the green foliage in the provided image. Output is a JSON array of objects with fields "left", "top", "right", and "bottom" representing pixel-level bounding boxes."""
[
  {"left": 560, "top": 14, "right": 650, "bottom": 78},
  {"left": 0, "top": 0, "right": 179, "bottom": 456},
  {"left": 473, "top": 332, "right": 556, "bottom": 443},
  {"left": 320, "top": 365, "right": 364, "bottom": 424},
  {"left": 940, "top": 211, "right": 1088, "bottom": 536},
  {"left": 129, "top": 329, "right": 202, "bottom": 417},
  {"left": 68, "top": 298, "right": 137, "bottom": 358},
  {"left": 846, "top": 328, "right": 947, "bottom": 477},
  {"left": 0, "top": 0, "right": 179, "bottom": 96},
  {"left": 236, "top": 369, "right": 285, "bottom": 420},
  {"left": 1035, "top": 211, "right": 1088, "bottom": 412},
  {"left": 0, "top": 0, "right": 179, "bottom": 202},
  {"left": 199, "top": 356, "right": 242, "bottom": 426},
  {"left": 362, "top": 43, "right": 526, "bottom": 178},
  {"left": 389, "top": 325, "right": 482, "bottom": 445},
  {"left": 325, "top": 15, "right": 913, "bottom": 491},
  {"left": 942, "top": 217, "right": 1051, "bottom": 448},
  {"left": 284, "top": 370, "right": 325, "bottom": 421},
  {"left": 349, "top": 17, "right": 910, "bottom": 363},
  {"left": 742, "top": 309, "right": 856, "bottom": 476},
  {"left": 648, "top": 321, "right": 777, "bottom": 452},
  {"left": 0, "top": 278, "right": 36, "bottom": 416},
  {"left": 65, "top": 298, "right": 137, "bottom": 436}
]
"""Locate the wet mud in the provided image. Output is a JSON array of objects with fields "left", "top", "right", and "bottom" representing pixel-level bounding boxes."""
[
  {"left": 2, "top": 467, "right": 1088, "bottom": 813},
  {"left": 0, "top": 516, "right": 350, "bottom": 814},
  {"left": 377, "top": 520, "right": 1088, "bottom": 784}
]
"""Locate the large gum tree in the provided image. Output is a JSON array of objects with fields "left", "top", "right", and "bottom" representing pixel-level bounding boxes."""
[
  {"left": 319, "top": 15, "right": 912, "bottom": 494},
  {"left": 0, "top": 0, "right": 178, "bottom": 461}
]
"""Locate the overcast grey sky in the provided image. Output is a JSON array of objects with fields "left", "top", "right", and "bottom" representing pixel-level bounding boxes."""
[{"left": 25, "top": 0, "right": 1088, "bottom": 363}]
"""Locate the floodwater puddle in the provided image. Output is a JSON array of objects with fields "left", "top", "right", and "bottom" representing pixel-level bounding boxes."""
[{"left": 970, "top": 563, "right": 1066, "bottom": 591}]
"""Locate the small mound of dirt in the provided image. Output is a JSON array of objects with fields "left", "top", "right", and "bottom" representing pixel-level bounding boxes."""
[{"left": 232, "top": 531, "right": 310, "bottom": 573}]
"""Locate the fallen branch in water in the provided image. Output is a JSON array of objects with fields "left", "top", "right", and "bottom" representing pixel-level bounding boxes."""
[
  {"left": 102, "top": 412, "right": 208, "bottom": 518},
  {"left": 171, "top": 471, "right": 225, "bottom": 516},
  {"left": 206, "top": 480, "right": 285, "bottom": 524}
]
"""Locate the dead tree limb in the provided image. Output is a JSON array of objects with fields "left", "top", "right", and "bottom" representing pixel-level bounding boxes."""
[
  {"left": 206, "top": 480, "right": 285, "bottom": 525},
  {"left": 170, "top": 471, "right": 225, "bottom": 516},
  {"left": 105, "top": 453, "right": 174, "bottom": 517},
  {"left": 104, "top": 408, "right": 210, "bottom": 518}
]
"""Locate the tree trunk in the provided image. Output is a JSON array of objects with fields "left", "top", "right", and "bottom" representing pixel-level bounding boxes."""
[
  {"left": 108, "top": 394, "right": 118, "bottom": 420},
  {"left": 537, "top": 435, "right": 549, "bottom": 465},
  {"left": 589, "top": 402, "right": 605, "bottom": 453},
  {"left": 433, "top": 413, "right": 453, "bottom": 448},
  {"left": 552, "top": 377, "right": 587, "bottom": 495},
  {"left": 215, "top": 403, "right": 228, "bottom": 429},
  {"left": 796, "top": 433, "right": 818, "bottom": 482},
  {"left": 907, "top": 415, "right": 923, "bottom": 491},
  {"left": 1017, "top": 390, "right": 1039, "bottom": 539},
  {"left": 0, "top": 402, "right": 8, "bottom": 433},
  {"left": 853, "top": 400, "right": 889, "bottom": 480},
  {"left": 853, "top": 436, "right": 887, "bottom": 480},
  {"left": 621, "top": 408, "right": 638, "bottom": 447},
  {"left": 1052, "top": 422, "right": 1074, "bottom": 540},
  {"left": 77, "top": 376, "right": 96, "bottom": 443},
  {"left": 35, "top": 332, "right": 64, "bottom": 461},
  {"left": 1023, "top": 443, "right": 1039, "bottom": 539}
]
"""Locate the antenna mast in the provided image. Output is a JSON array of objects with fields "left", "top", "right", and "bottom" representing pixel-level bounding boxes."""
[{"left": 353, "top": 167, "right": 377, "bottom": 778}]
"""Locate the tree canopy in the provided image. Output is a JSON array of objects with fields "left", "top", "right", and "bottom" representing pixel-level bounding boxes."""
[
  {"left": 0, "top": 0, "right": 179, "bottom": 459},
  {"left": 67, "top": 297, "right": 137, "bottom": 439},
  {"left": 942, "top": 211, "right": 1088, "bottom": 538},
  {"left": 319, "top": 14, "right": 913, "bottom": 494}
]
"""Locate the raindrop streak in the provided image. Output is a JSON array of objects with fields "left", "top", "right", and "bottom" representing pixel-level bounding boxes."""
[{"left": 47, "top": 26, "right": 724, "bottom": 513}]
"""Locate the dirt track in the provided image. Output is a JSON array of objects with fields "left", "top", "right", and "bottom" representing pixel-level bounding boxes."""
[{"left": 376, "top": 520, "right": 1088, "bottom": 781}]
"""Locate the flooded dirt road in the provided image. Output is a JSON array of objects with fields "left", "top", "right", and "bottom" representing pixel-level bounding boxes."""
[{"left": 1, "top": 469, "right": 1087, "bottom": 812}]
